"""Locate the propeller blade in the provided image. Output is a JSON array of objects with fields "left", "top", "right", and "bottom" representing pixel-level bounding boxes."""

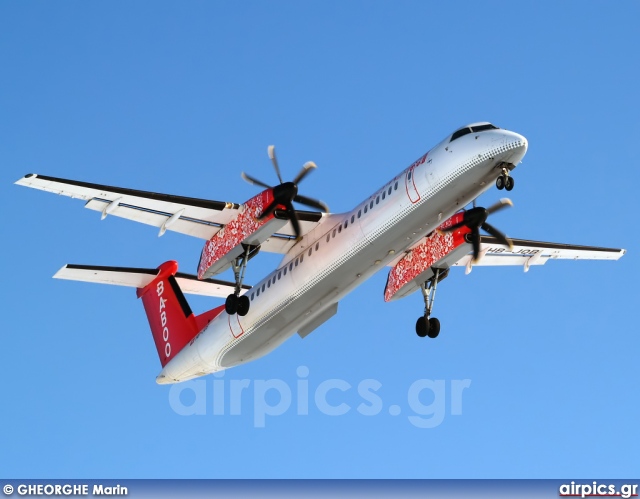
[
  {"left": 267, "top": 145, "right": 284, "bottom": 184},
  {"left": 285, "top": 203, "right": 302, "bottom": 240},
  {"left": 293, "top": 194, "right": 329, "bottom": 212},
  {"left": 471, "top": 227, "right": 481, "bottom": 262},
  {"left": 486, "top": 198, "right": 513, "bottom": 215},
  {"left": 438, "top": 221, "right": 466, "bottom": 233},
  {"left": 256, "top": 199, "right": 280, "bottom": 220},
  {"left": 241, "top": 172, "right": 272, "bottom": 189},
  {"left": 481, "top": 222, "right": 514, "bottom": 250},
  {"left": 293, "top": 161, "right": 317, "bottom": 185}
]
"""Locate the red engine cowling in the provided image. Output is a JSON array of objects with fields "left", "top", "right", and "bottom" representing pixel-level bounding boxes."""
[
  {"left": 197, "top": 189, "right": 288, "bottom": 279},
  {"left": 384, "top": 212, "right": 471, "bottom": 302}
]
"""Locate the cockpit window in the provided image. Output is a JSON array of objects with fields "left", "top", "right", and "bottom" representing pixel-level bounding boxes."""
[
  {"left": 450, "top": 123, "right": 499, "bottom": 142},
  {"left": 450, "top": 127, "right": 472, "bottom": 142},
  {"left": 471, "top": 123, "right": 498, "bottom": 133}
]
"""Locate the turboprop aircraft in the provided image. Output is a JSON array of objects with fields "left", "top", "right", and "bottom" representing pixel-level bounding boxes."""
[{"left": 15, "top": 123, "right": 625, "bottom": 384}]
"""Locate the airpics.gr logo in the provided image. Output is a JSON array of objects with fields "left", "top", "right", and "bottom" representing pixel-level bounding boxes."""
[
  {"left": 167, "top": 366, "right": 472, "bottom": 428},
  {"left": 559, "top": 481, "right": 638, "bottom": 498}
]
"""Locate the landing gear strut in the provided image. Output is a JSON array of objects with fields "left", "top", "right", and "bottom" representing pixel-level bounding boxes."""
[
  {"left": 496, "top": 167, "right": 514, "bottom": 192},
  {"left": 225, "top": 245, "right": 257, "bottom": 316},
  {"left": 415, "top": 268, "right": 447, "bottom": 338}
]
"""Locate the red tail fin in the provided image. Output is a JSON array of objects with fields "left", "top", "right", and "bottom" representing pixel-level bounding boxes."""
[{"left": 137, "top": 261, "right": 223, "bottom": 367}]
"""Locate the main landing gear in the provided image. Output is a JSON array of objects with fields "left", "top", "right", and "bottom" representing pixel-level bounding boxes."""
[
  {"left": 496, "top": 167, "right": 514, "bottom": 191},
  {"left": 415, "top": 268, "right": 448, "bottom": 339},
  {"left": 225, "top": 245, "right": 258, "bottom": 317}
]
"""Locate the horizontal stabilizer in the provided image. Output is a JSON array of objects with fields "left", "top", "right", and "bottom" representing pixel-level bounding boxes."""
[{"left": 54, "top": 264, "right": 250, "bottom": 297}]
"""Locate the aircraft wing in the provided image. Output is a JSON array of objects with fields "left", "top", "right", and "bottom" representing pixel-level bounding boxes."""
[
  {"left": 15, "top": 174, "right": 323, "bottom": 250},
  {"left": 385, "top": 234, "right": 625, "bottom": 301},
  {"left": 54, "top": 264, "right": 251, "bottom": 297},
  {"left": 451, "top": 237, "right": 626, "bottom": 272}
]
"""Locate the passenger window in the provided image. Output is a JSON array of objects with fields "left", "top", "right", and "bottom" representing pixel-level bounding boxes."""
[
  {"left": 358, "top": 209, "right": 361, "bottom": 218},
  {"left": 408, "top": 171, "right": 412, "bottom": 180},
  {"left": 382, "top": 192, "right": 386, "bottom": 200},
  {"left": 257, "top": 288, "right": 260, "bottom": 296},
  {"left": 344, "top": 220, "right": 348, "bottom": 229},
  {"left": 308, "top": 248, "right": 312, "bottom": 256},
  {"left": 326, "top": 234, "right": 330, "bottom": 242},
  {"left": 267, "top": 280, "right": 270, "bottom": 288},
  {"left": 364, "top": 205, "right": 368, "bottom": 213},
  {"left": 333, "top": 229, "right": 337, "bottom": 238},
  {"left": 315, "top": 242, "right": 319, "bottom": 251},
  {"left": 284, "top": 267, "right": 287, "bottom": 275},
  {"left": 289, "top": 262, "right": 293, "bottom": 271},
  {"left": 351, "top": 215, "right": 355, "bottom": 223},
  {"left": 250, "top": 293, "right": 254, "bottom": 301},
  {"left": 338, "top": 225, "right": 342, "bottom": 233},
  {"left": 262, "top": 284, "right": 265, "bottom": 292},
  {"left": 388, "top": 186, "right": 392, "bottom": 195},
  {"left": 278, "top": 271, "right": 281, "bottom": 280},
  {"left": 394, "top": 181, "right": 398, "bottom": 190},
  {"left": 376, "top": 196, "right": 380, "bottom": 204},
  {"left": 300, "top": 254, "right": 304, "bottom": 263},
  {"left": 295, "top": 258, "right": 298, "bottom": 267},
  {"left": 370, "top": 201, "right": 374, "bottom": 209}
]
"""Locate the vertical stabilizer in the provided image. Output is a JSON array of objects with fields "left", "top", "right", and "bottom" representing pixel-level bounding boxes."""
[{"left": 137, "top": 261, "right": 220, "bottom": 367}]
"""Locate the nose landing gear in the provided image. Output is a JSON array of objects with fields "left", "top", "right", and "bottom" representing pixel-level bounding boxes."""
[
  {"left": 496, "top": 167, "right": 515, "bottom": 191},
  {"left": 415, "top": 268, "right": 447, "bottom": 338}
]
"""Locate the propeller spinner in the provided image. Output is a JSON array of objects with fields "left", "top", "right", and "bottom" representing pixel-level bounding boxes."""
[
  {"left": 241, "top": 146, "right": 329, "bottom": 240},
  {"left": 439, "top": 198, "right": 514, "bottom": 262}
]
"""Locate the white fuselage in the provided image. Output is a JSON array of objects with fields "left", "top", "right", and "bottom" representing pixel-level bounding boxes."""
[{"left": 157, "top": 126, "right": 528, "bottom": 383}]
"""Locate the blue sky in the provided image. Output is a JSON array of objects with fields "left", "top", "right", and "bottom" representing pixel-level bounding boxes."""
[{"left": 1, "top": 1, "right": 638, "bottom": 479}]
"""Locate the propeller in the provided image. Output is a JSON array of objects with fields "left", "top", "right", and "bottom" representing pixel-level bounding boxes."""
[
  {"left": 241, "top": 145, "right": 329, "bottom": 240},
  {"left": 439, "top": 198, "right": 514, "bottom": 262}
]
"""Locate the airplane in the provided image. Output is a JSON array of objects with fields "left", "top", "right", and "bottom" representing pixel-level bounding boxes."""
[{"left": 15, "top": 122, "right": 626, "bottom": 384}]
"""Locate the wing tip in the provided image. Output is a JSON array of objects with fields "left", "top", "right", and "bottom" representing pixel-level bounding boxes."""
[
  {"left": 15, "top": 173, "right": 37, "bottom": 185},
  {"left": 52, "top": 264, "right": 70, "bottom": 279}
]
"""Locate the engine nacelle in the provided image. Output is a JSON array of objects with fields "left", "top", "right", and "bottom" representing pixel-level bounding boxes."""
[
  {"left": 384, "top": 212, "right": 471, "bottom": 302},
  {"left": 197, "top": 189, "right": 288, "bottom": 279}
]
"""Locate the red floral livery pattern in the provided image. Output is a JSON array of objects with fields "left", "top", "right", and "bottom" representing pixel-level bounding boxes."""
[
  {"left": 197, "top": 189, "right": 276, "bottom": 279},
  {"left": 384, "top": 212, "right": 471, "bottom": 302}
]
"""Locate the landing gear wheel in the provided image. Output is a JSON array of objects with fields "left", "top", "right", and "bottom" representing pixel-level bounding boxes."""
[
  {"left": 505, "top": 176, "right": 514, "bottom": 191},
  {"left": 427, "top": 317, "right": 440, "bottom": 338},
  {"left": 226, "top": 244, "right": 257, "bottom": 316},
  {"left": 416, "top": 316, "right": 429, "bottom": 338},
  {"left": 496, "top": 175, "right": 505, "bottom": 190},
  {"left": 225, "top": 294, "right": 238, "bottom": 315},
  {"left": 236, "top": 295, "right": 250, "bottom": 316}
]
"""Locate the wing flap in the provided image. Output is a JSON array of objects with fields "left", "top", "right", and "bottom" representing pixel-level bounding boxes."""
[
  {"left": 84, "top": 198, "right": 221, "bottom": 239},
  {"left": 54, "top": 264, "right": 250, "bottom": 297}
]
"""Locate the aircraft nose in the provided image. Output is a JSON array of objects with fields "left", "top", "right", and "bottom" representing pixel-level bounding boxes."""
[
  {"left": 501, "top": 130, "right": 528, "bottom": 163},
  {"left": 510, "top": 132, "right": 528, "bottom": 152}
]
